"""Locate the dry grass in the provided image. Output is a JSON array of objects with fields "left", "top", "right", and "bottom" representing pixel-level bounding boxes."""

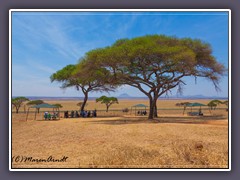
[{"left": 11, "top": 99, "right": 229, "bottom": 169}]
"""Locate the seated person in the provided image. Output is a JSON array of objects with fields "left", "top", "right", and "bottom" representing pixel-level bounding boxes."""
[
  {"left": 93, "top": 110, "right": 97, "bottom": 117},
  {"left": 52, "top": 112, "right": 58, "bottom": 120},
  {"left": 84, "top": 111, "right": 88, "bottom": 117},
  {"left": 44, "top": 112, "right": 48, "bottom": 120},
  {"left": 80, "top": 110, "right": 85, "bottom": 117},
  {"left": 199, "top": 109, "right": 203, "bottom": 116},
  {"left": 87, "top": 111, "right": 91, "bottom": 117},
  {"left": 71, "top": 110, "right": 74, "bottom": 118},
  {"left": 64, "top": 111, "right": 69, "bottom": 118},
  {"left": 47, "top": 113, "right": 51, "bottom": 120},
  {"left": 75, "top": 111, "right": 79, "bottom": 117}
]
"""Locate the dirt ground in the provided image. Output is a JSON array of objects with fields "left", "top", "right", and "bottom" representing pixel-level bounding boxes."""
[
  {"left": 12, "top": 117, "right": 228, "bottom": 168},
  {"left": 11, "top": 102, "right": 229, "bottom": 169}
]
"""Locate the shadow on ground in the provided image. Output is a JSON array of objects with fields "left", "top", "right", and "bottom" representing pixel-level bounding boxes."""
[
  {"left": 87, "top": 115, "right": 227, "bottom": 125},
  {"left": 35, "top": 119, "right": 61, "bottom": 122}
]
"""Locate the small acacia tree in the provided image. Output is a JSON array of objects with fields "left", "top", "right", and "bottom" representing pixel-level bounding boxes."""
[
  {"left": 96, "top": 96, "right": 118, "bottom": 112},
  {"left": 27, "top": 100, "right": 44, "bottom": 105},
  {"left": 86, "top": 35, "right": 226, "bottom": 119},
  {"left": 175, "top": 102, "right": 190, "bottom": 107},
  {"left": 222, "top": 100, "right": 228, "bottom": 106},
  {"left": 222, "top": 100, "right": 229, "bottom": 111},
  {"left": 27, "top": 100, "right": 45, "bottom": 113},
  {"left": 207, "top": 100, "right": 223, "bottom": 110},
  {"left": 51, "top": 62, "right": 115, "bottom": 111},
  {"left": 52, "top": 103, "right": 63, "bottom": 108},
  {"left": 12, "top": 97, "right": 29, "bottom": 113}
]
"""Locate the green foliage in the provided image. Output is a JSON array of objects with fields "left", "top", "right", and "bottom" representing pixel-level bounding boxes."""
[
  {"left": 96, "top": 96, "right": 118, "bottom": 104},
  {"left": 222, "top": 100, "right": 228, "bottom": 106},
  {"left": 12, "top": 97, "right": 29, "bottom": 113},
  {"left": 207, "top": 100, "right": 224, "bottom": 110},
  {"left": 86, "top": 35, "right": 225, "bottom": 119},
  {"left": 50, "top": 64, "right": 80, "bottom": 89},
  {"left": 27, "top": 100, "right": 44, "bottom": 105},
  {"left": 176, "top": 102, "right": 190, "bottom": 107},
  {"left": 87, "top": 35, "right": 225, "bottom": 87},
  {"left": 96, "top": 96, "right": 119, "bottom": 112},
  {"left": 52, "top": 104, "right": 63, "bottom": 108},
  {"left": 51, "top": 62, "right": 116, "bottom": 111}
]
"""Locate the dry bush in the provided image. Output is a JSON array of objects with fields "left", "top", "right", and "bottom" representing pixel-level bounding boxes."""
[
  {"left": 82, "top": 140, "right": 228, "bottom": 168},
  {"left": 172, "top": 140, "right": 228, "bottom": 168}
]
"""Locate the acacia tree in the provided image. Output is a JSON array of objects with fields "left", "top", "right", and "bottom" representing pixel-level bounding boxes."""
[
  {"left": 222, "top": 100, "right": 229, "bottom": 111},
  {"left": 207, "top": 100, "right": 223, "bottom": 110},
  {"left": 27, "top": 100, "right": 45, "bottom": 113},
  {"left": 222, "top": 100, "right": 228, "bottom": 106},
  {"left": 96, "top": 96, "right": 118, "bottom": 112},
  {"left": 51, "top": 62, "right": 115, "bottom": 111},
  {"left": 12, "top": 97, "right": 29, "bottom": 113},
  {"left": 52, "top": 103, "right": 63, "bottom": 108},
  {"left": 86, "top": 35, "right": 225, "bottom": 119}
]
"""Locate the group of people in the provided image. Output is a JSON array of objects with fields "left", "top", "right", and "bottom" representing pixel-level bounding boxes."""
[
  {"left": 64, "top": 110, "right": 97, "bottom": 118},
  {"left": 44, "top": 111, "right": 59, "bottom": 120},
  {"left": 137, "top": 110, "right": 147, "bottom": 116}
]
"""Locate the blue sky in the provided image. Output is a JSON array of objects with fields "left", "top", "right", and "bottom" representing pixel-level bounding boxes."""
[{"left": 11, "top": 11, "right": 229, "bottom": 97}]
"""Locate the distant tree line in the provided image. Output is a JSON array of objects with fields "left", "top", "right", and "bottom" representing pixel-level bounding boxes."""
[
  {"left": 11, "top": 98, "right": 63, "bottom": 113},
  {"left": 207, "top": 100, "right": 228, "bottom": 110},
  {"left": 175, "top": 100, "right": 228, "bottom": 110}
]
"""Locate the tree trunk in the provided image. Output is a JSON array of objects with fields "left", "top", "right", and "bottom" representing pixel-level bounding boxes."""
[
  {"left": 81, "top": 92, "right": 88, "bottom": 111},
  {"left": 148, "top": 98, "right": 154, "bottom": 119},
  {"left": 148, "top": 97, "right": 158, "bottom": 120},
  {"left": 154, "top": 103, "right": 158, "bottom": 118},
  {"left": 16, "top": 107, "right": 19, "bottom": 114},
  {"left": 153, "top": 93, "right": 158, "bottom": 118},
  {"left": 106, "top": 106, "right": 109, "bottom": 112}
]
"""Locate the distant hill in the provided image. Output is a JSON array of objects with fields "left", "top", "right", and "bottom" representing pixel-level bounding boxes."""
[
  {"left": 118, "top": 93, "right": 131, "bottom": 98},
  {"left": 170, "top": 94, "right": 228, "bottom": 100}
]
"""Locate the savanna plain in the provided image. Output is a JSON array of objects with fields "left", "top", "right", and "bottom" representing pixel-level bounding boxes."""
[{"left": 11, "top": 99, "right": 228, "bottom": 169}]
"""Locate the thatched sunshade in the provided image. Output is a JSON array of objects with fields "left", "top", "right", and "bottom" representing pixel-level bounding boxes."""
[
  {"left": 186, "top": 103, "right": 207, "bottom": 107},
  {"left": 26, "top": 103, "right": 60, "bottom": 121},
  {"left": 183, "top": 102, "right": 207, "bottom": 115},
  {"left": 131, "top": 104, "right": 148, "bottom": 115}
]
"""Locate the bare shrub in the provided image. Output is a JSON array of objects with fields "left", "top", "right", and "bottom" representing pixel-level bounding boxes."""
[{"left": 172, "top": 140, "right": 228, "bottom": 168}]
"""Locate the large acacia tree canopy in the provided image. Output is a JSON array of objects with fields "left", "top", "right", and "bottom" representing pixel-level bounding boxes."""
[
  {"left": 50, "top": 64, "right": 79, "bottom": 89},
  {"left": 74, "top": 58, "right": 115, "bottom": 86},
  {"left": 85, "top": 35, "right": 225, "bottom": 93}
]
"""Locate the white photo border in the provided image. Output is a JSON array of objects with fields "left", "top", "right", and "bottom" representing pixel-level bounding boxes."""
[{"left": 9, "top": 9, "right": 231, "bottom": 171}]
